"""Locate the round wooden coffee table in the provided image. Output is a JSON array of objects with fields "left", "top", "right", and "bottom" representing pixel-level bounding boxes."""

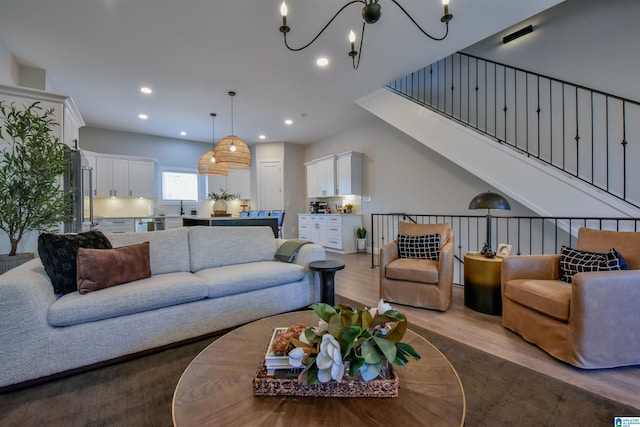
[{"left": 172, "top": 311, "right": 465, "bottom": 426}]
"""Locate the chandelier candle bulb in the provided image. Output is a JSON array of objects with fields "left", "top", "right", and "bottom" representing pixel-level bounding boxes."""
[{"left": 349, "top": 30, "right": 356, "bottom": 51}]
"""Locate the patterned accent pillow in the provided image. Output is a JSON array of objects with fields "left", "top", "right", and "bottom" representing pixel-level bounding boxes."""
[
  {"left": 38, "top": 231, "right": 113, "bottom": 295},
  {"left": 398, "top": 233, "right": 440, "bottom": 260},
  {"left": 559, "top": 246, "right": 621, "bottom": 283}
]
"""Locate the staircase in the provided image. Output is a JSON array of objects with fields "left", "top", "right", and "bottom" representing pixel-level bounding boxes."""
[{"left": 356, "top": 53, "right": 640, "bottom": 218}]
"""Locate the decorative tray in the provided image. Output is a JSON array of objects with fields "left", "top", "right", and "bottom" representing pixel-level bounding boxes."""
[{"left": 253, "top": 358, "right": 399, "bottom": 398}]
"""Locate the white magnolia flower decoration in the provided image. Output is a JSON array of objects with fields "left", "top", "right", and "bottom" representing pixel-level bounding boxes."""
[
  {"left": 316, "top": 334, "right": 345, "bottom": 382},
  {"left": 377, "top": 299, "right": 393, "bottom": 314}
]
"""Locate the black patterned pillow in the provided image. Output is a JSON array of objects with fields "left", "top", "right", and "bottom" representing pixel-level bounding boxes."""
[
  {"left": 38, "top": 231, "right": 113, "bottom": 295},
  {"left": 559, "top": 246, "right": 621, "bottom": 283},
  {"left": 398, "top": 233, "right": 440, "bottom": 260}
]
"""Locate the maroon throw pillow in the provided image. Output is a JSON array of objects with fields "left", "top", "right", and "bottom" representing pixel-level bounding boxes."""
[{"left": 77, "top": 242, "right": 151, "bottom": 294}]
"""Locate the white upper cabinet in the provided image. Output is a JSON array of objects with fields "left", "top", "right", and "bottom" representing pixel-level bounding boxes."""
[
  {"left": 305, "top": 155, "right": 336, "bottom": 198},
  {"left": 306, "top": 152, "right": 362, "bottom": 197},
  {"left": 94, "top": 154, "right": 155, "bottom": 198},
  {"left": 128, "top": 160, "right": 155, "bottom": 198},
  {"left": 336, "top": 151, "right": 362, "bottom": 196},
  {"left": 96, "top": 157, "right": 129, "bottom": 197},
  {"left": 0, "top": 84, "right": 85, "bottom": 150}
]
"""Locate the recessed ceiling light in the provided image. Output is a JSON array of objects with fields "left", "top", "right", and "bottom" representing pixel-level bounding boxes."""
[
  {"left": 284, "top": 119, "right": 293, "bottom": 126},
  {"left": 138, "top": 114, "right": 148, "bottom": 120},
  {"left": 259, "top": 135, "right": 266, "bottom": 140},
  {"left": 140, "top": 87, "right": 152, "bottom": 94},
  {"left": 316, "top": 57, "right": 329, "bottom": 67},
  {"left": 180, "top": 131, "right": 187, "bottom": 136}
]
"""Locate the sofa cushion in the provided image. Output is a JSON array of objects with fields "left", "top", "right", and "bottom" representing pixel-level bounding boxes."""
[
  {"left": 105, "top": 227, "right": 191, "bottom": 275},
  {"left": 398, "top": 233, "right": 440, "bottom": 260},
  {"left": 559, "top": 246, "right": 621, "bottom": 283},
  {"left": 385, "top": 258, "right": 439, "bottom": 284},
  {"left": 195, "top": 261, "right": 306, "bottom": 298},
  {"left": 38, "top": 230, "right": 113, "bottom": 295},
  {"left": 47, "top": 272, "right": 209, "bottom": 327},
  {"left": 577, "top": 227, "right": 640, "bottom": 270},
  {"left": 504, "top": 279, "right": 572, "bottom": 322},
  {"left": 189, "top": 226, "right": 276, "bottom": 272},
  {"left": 77, "top": 242, "right": 151, "bottom": 294}
]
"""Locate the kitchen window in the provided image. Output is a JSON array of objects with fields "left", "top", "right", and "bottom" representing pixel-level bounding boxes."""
[{"left": 161, "top": 170, "right": 200, "bottom": 201}]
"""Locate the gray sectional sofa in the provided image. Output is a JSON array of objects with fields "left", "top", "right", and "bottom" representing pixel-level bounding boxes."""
[{"left": 0, "top": 226, "right": 325, "bottom": 390}]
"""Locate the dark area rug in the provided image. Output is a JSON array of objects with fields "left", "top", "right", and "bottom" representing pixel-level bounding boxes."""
[{"left": 0, "top": 309, "right": 637, "bottom": 426}]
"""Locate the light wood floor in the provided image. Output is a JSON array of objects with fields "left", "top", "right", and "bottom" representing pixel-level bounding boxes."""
[{"left": 328, "top": 251, "right": 640, "bottom": 410}]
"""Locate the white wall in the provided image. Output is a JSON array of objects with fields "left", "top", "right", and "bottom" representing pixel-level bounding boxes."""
[
  {"left": 463, "top": 0, "right": 640, "bottom": 103},
  {"left": 302, "top": 0, "right": 639, "bottom": 236},
  {"left": 0, "top": 39, "right": 18, "bottom": 86},
  {"left": 306, "top": 115, "right": 536, "bottom": 234}
]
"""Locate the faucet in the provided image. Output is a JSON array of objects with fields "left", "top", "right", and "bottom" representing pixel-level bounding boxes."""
[{"left": 180, "top": 200, "right": 185, "bottom": 216}]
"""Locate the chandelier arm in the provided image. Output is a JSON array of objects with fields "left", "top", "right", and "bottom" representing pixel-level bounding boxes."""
[
  {"left": 389, "top": 0, "right": 450, "bottom": 41},
  {"left": 353, "top": 21, "right": 366, "bottom": 70},
  {"left": 283, "top": 0, "right": 366, "bottom": 52}
]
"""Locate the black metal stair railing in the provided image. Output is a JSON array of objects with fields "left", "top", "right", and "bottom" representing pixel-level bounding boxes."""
[{"left": 387, "top": 52, "right": 640, "bottom": 209}]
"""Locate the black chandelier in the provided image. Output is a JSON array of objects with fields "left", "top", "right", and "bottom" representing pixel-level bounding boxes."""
[{"left": 279, "top": 0, "right": 453, "bottom": 70}]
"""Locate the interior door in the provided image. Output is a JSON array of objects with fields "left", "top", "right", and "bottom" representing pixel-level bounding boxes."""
[{"left": 257, "top": 160, "right": 283, "bottom": 211}]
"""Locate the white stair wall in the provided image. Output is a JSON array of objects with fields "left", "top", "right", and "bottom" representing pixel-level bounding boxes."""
[{"left": 357, "top": 88, "right": 640, "bottom": 218}]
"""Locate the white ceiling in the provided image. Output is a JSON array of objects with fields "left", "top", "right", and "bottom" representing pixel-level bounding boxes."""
[{"left": 0, "top": 0, "right": 563, "bottom": 146}]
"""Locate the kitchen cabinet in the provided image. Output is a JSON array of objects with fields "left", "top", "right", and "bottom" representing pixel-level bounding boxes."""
[
  {"left": 336, "top": 151, "right": 362, "bottom": 196},
  {"left": 298, "top": 214, "right": 326, "bottom": 246},
  {"left": 95, "top": 218, "right": 135, "bottom": 233},
  {"left": 94, "top": 154, "right": 155, "bottom": 198},
  {"left": 0, "top": 84, "right": 84, "bottom": 150},
  {"left": 96, "top": 157, "right": 129, "bottom": 197},
  {"left": 298, "top": 214, "right": 362, "bottom": 253},
  {"left": 128, "top": 160, "right": 155, "bottom": 198},
  {"left": 305, "top": 156, "right": 335, "bottom": 198}
]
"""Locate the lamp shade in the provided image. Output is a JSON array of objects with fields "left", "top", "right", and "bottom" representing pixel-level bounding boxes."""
[
  {"left": 214, "top": 135, "right": 251, "bottom": 168},
  {"left": 198, "top": 150, "right": 229, "bottom": 176},
  {"left": 468, "top": 191, "right": 511, "bottom": 211}
]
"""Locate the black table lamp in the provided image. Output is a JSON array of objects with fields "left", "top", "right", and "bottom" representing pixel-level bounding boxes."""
[{"left": 468, "top": 191, "right": 511, "bottom": 258}]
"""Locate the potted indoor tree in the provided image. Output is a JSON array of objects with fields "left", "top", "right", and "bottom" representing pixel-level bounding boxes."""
[
  {"left": 356, "top": 226, "right": 367, "bottom": 252},
  {"left": 208, "top": 188, "right": 235, "bottom": 216},
  {"left": 0, "top": 101, "right": 71, "bottom": 273}
]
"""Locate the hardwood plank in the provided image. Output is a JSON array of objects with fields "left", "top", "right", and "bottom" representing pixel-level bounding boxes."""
[{"left": 329, "top": 252, "right": 640, "bottom": 409}]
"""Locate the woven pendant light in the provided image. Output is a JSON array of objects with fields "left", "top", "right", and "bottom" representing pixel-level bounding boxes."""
[
  {"left": 198, "top": 113, "right": 228, "bottom": 176},
  {"left": 214, "top": 91, "right": 250, "bottom": 169}
]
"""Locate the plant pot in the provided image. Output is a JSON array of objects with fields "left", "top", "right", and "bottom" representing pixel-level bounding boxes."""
[
  {"left": 357, "top": 238, "right": 367, "bottom": 251},
  {"left": 212, "top": 200, "right": 228, "bottom": 216},
  {"left": 0, "top": 253, "right": 35, "bottom": 275}
]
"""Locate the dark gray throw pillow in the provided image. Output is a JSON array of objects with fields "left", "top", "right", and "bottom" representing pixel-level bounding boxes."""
[
  {"left": 398, "top": 233, "right": 440, "bottom": 260},
  {"left": 559, "top": 246, "right": 621, "bottom": 283},
  {"left": 38, "top": 230, "right": 113, "bottom": 295}
]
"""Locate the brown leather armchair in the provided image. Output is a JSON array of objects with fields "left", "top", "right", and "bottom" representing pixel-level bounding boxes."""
[
  {"left": 501, "top": 227, "right": 640, "bottom": 368},
  {"left": 379, "top": 222, "right": 454, "bottom": 311}
]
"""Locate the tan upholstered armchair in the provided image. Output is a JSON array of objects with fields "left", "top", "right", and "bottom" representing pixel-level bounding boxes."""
[
  {"left": 501, "top": 227, "right": 640, "bottom": 368},
  {"left": 379, "top": 222, "right": 454, "bottom": 311}
]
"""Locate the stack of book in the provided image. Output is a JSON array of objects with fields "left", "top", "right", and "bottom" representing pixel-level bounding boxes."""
[{"left": 265, "top": 327, "right": 299, "bottom": 376}]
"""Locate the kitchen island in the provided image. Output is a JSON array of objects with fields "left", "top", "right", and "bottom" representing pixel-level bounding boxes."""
[{"left": 182, "top": 216, "right": 279, "bottom": 237}]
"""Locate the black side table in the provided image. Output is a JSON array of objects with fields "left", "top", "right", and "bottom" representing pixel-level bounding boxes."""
[{"left": 309, "top": 260, "right": 345, "bottom": 306}]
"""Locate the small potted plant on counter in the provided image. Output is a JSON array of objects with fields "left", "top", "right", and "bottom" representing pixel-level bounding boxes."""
[
  {"left": 356, "top": 227, "right": 367, "bottom": 252},
  {"left": 208, "top": 188, "right": 235, "bottom": 216}
]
